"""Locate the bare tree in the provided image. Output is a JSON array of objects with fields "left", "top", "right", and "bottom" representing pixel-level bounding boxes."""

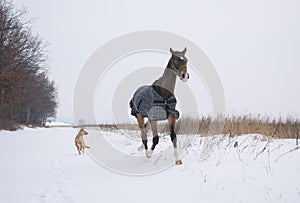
[{"left": 0, "top": 0, "right": 57, "bottom": 130}]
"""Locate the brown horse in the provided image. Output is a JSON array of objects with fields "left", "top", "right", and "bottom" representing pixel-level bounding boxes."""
[{"left": 130, "top": 47, "right": 189, "bottom": 165}]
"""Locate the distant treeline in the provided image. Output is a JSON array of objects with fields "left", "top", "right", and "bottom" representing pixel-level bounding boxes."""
[{"left": 0, "top": 1, "right": 58, "bottom": 130}]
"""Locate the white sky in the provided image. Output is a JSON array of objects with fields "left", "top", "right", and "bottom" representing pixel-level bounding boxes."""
[{"left": 15, "top": 0, "right": 300, "bottom": 123}]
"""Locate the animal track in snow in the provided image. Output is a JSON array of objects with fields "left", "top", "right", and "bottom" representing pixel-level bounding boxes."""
[{"left": 31, "top": 156, "right": 75, "bottom": 203}]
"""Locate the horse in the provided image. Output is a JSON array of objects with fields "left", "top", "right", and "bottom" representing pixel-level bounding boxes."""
[{"left": 129, "top": 47, "right": 189, "bottom": 165}]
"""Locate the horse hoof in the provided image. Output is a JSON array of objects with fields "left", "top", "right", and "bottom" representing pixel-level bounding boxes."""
[
  {"left": 146, "top": 150, "right": 153, "bottom": 158},
  {"left": 175, "top": 160, "right": 182, "bottom": 165}
]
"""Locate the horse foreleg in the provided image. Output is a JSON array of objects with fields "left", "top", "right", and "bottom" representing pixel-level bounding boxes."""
[
  {"left": 168, "top": 113, "right": 182, "bottom": 165},
  {"left": 171, "top": 132, "right": 182, "bottom": 165}
]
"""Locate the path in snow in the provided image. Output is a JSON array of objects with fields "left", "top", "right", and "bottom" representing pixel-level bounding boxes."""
[{"left": 0, "top": 127, "right": 300, "bottom": 202}]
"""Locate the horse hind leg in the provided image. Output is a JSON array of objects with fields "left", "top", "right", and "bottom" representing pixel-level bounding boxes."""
[
  {"left": 143, "top": 120, "right": 159, "bottom": 158},
  {"left": 137, "top": 120, "right": 151, "bottom": 151},
  {"left": 136, "top": 114, "right": 149, "bottom": 154},
  {"left": 150, "top": 120, "right": 159, "bottom": 151}
]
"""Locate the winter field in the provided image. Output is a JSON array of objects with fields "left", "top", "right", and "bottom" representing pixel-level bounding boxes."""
[{"left": 1, "top": 126, "right": 300, "bottom": 203}]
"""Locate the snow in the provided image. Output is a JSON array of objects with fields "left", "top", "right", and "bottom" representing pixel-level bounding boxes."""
[
  {"left": 44, "top": 121, "right": 73, "bottom": 127},
  {"left": 1, "top": 127, "right": 300, "bottom": 202}
]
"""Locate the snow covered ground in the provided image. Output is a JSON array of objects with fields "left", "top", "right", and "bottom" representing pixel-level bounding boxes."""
[{"left": 0, "top": 127, "right": 300, "bottom": 203}]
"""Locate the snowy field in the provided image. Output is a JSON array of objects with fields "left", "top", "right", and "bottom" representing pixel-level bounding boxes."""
[{"left": 1, "top": 127, "right": 300, "bottom": 203}]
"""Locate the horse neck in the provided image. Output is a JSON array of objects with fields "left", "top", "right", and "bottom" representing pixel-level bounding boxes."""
[
  {"left": 154, "top": 67, "right": 177, "bottom": 100},
  {"left": 162, "top": 67, "right": 177, "bottom": 92}
]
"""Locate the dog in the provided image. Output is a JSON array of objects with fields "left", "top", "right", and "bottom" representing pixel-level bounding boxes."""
[{"left": 74, "top": 128, "right": 90, "bottom": 154}]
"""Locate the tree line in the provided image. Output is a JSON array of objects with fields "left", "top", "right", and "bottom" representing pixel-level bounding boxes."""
[{"left": 0, "top": 0, "right": 58, "bottom": 130}]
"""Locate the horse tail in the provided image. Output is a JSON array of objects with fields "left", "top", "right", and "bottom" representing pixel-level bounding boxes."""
[{"left": 144, "top": 120, "right": 150, "bottom": 129}]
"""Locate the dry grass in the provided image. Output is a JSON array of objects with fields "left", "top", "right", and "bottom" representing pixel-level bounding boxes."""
[
  {"left": 176, "top": 115, "right": 300, "bottom": 139},
  {"left": 112, "top": 115, "right": 300, "bottom": 139}
]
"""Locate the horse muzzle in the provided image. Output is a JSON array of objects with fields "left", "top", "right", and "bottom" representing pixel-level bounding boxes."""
[{"left": 180, "top": 72, "right": 189, "bottom": 82}]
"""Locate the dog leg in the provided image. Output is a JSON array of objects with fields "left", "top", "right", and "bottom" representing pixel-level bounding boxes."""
[{"left": 83, "top": 140, "right": 90, "bottom": 148}]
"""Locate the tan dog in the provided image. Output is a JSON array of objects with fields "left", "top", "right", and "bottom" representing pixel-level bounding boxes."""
[{"left": 74, "top": 129, "right": 90, "bottom": 154}]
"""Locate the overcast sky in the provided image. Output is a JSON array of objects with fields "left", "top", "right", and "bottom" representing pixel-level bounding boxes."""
[{"left": 15, "top": 0, "right": 300, "bottom": 123}]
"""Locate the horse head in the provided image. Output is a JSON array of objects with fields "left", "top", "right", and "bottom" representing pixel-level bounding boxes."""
[{"left": 169, "top": 47, "right": 189, "bottom": 82}]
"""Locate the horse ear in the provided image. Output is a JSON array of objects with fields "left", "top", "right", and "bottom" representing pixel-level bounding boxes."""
[
  {"left": 170, "top": 47, "right": 175, "bottom": 54},
  {"left": 182, "top": 47, "right": 187, "bottom": 55}
]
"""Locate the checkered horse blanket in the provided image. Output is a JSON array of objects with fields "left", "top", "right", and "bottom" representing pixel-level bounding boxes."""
[{"left": 130, "top": 85, "right": 179, "bottom": 121}]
